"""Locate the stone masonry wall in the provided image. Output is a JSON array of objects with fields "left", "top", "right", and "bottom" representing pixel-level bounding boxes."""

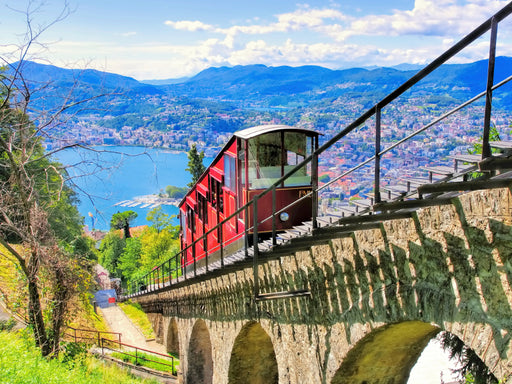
[{"left": 134, "top": 187, "right": 512, "bottom": 383}]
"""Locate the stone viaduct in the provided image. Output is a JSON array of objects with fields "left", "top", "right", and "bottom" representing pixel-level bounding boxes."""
[{"left": 131, "top": 187, "right": 512, "bottom": 383}]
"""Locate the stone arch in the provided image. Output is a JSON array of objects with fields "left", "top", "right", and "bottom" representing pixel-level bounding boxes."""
[
  {"left": 228, "top": 321, "right": 278, "bottom": 384},
  {"left": 187, "top": 319, "right": 213, "bottom": 384},
  {"left": 331, "top": 321, "right": 439, "bottom": 384},
  {"left": 166, "top": 317, "right": 180, "bottom": 357}
]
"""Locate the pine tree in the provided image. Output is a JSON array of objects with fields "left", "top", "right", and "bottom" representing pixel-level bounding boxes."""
[{"left": 186, "top": 144, "right": 206, "bottom": 188}]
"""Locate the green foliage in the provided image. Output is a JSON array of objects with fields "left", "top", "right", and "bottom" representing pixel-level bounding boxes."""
[
  {"left": 99, "top": 232, "right": 126, "bottom": 277},
  {"left": 165, "top": 185, "right": 188, "bottom": 198},
  {"left": 186, "top": 144, "right": 206, "bottom": 188},
  {"left": 111, "top": 351, "right": 178, "bottom": 374},
  {"left": 146, "top": 206, "right": 173, "bottom": 233},
  {"left": 100, "top": 211, "right": 180, "bottom": 282},
  {"left": 72, "top": 235, "right": 99, "bottom": 261},
  {"left": 118, "top": 237, "right": 142, "bottom": 280},
  {"left": 0, "top": 331, "right": 159, "bottom": 383},
  {"left": 0, "top": 319, "right": 16, "bottom": 331},
  {"left": 468, "top": 123, "right": 501, "bottom": 156},
  {"left": 441, "top": 332, "right": 497, "bottom": 384},
  {"left": 110, "top": 210, "right": 138, "bottom": 239}
]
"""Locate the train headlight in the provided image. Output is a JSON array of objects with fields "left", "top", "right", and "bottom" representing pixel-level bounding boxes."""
[{"left": 279, "top": 212, "right": 289, "bottom": 222}]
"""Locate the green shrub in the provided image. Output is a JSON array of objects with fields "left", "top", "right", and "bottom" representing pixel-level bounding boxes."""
[
  {"left": 0, "top": 331, "right": 159, "bottom": 384},
  {"left": 0, "top": 318, "right": 16, "bottom": 331},
  {"left": 111, "top": 351, "right": 179, "bottom": 374}
]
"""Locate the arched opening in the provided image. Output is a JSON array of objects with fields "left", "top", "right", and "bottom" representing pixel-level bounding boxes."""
[
  {"left": 166, "top": 318, "right": 180, "bottom": 358},
  {"left": 187, "top": 319, "right": 213, "bottom": 384},
  {"left": 228, "top": 321, "right": 278, "bottom": 384},
  {"left": 331, "top": 321, "right": 439, "bottom": 384}
]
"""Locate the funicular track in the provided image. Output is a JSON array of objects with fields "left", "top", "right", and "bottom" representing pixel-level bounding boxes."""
[{"left": 125, "top": 2, "right": 512, "bottom": 300}]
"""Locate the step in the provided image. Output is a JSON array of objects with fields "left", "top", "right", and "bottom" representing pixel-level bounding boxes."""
[
  {"left": 401, "top": 177, "right": 432, "bottom": 188},
  {"left": 350, "top": 199, "right": 373, "bottom": 209},
  {"left": 490, "top": 140, "right": 512, "bottom": 152},
  {"left": 422, "top": 165, "right": 454, "bottom": 176}
]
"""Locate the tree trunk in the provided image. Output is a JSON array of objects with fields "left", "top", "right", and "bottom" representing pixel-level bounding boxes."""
[
  {"left": 124, "top": 222, "right": 131, "bottom": 238},
  {"left": 27, "top": 277, "right": 50, "bottom": 356},
  {"left": 49, "top": 266, "right": 69, "bottom": 355}
]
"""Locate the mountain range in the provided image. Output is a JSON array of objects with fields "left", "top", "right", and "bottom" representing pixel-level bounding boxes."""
[
  {"left": 10, "top": 56, "right": 512, "bottom": 109},
  {"left": 6, "top": 57, "right": 512, "bottom": 146}
]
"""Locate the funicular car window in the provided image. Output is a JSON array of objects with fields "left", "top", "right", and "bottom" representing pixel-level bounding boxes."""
[
  {"left": 210, "top": 175, "right": 224, "bottom": 212},
  {"left": 197, "top": 193, "right": 208, "bottom": 224},
  {"left": 224, "top": 154, "right": 236, "bottom": 192},
  {"left": 248, "top": 132, "right": 281, "bottom": 189},
  {"left": 283, "top": 132, "right": 312, "bottom": 187}
]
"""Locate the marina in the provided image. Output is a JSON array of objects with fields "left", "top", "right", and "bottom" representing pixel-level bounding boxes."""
[{"left": 113, "top": 194, "right": 180, "bottom": 209}]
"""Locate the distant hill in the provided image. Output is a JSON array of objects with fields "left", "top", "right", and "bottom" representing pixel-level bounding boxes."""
[
  {"left": 7, "top": 56, "right": 512, "bottom": 119},
  {"left": 159, "top": 57, "right": 512, "bottom": 108},
  {"left": 8, "top": 61, "right": 163, "bottom": 95}
]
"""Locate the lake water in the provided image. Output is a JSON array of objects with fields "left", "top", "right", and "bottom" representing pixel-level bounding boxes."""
[{"left": 54, "top": 146, "right": 207, "bottom": 231}]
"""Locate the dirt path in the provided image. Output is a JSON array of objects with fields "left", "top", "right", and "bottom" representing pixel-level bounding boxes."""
[{"left": 99, "top": 304, "right": 167, "bottom": 355}]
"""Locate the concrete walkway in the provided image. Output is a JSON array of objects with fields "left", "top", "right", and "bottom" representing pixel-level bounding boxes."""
[{"left": 99, "top": 304, "right": 167, "bottom": 355}]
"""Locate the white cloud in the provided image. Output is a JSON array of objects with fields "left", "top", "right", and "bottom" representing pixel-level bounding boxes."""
[
  {"left": 164, "top": 20, "right": 215, "bottom": 32},
  {"left": 41, "top": 1, "right": 512, "bottom": 79}
]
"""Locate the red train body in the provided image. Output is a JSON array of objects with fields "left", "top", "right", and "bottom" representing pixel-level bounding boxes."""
[{"left": 179, "top": 125, "right": 319, "bottom": 271}]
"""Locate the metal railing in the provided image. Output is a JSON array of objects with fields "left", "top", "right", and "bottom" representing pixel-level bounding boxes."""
[
  {"left": 100, "top": 338, "right": 177, "bottom": 376},
  {"left": 126, "top": 2, "right": 512, "bottom": 299},
  {"left": 63, "top": 326, "right": 122, "bottom": 345}
]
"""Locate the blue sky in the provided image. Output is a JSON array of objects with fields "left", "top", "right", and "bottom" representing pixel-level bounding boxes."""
[{"left": 1, "top": 0, "right": 511, "bottom": 80}]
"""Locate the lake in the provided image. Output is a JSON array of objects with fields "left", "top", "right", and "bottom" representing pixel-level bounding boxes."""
[{"left": 54, "top": 146, "right": 208, "bottom": 231}]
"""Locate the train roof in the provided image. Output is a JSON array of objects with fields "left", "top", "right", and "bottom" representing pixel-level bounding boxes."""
[{"left": 234, "top": 124, "right": 319, "bottom": 140}]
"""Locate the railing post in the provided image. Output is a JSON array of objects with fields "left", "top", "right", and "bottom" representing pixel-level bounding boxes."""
[
  {"left": 374, "top": 106, "right": 382, "bottom": 204},
  {"left": 272, "top": 186, "right": 277, "bottom": 246},
  {"left": 482, "top": 16, "right": 497, "bottom": 159},
  {"left": 244, "top": 205, "right": 249, "bottom": 259},
  {"left": 168, "top": 259, "right": 172, "bottom": 286},
  {"left": 192, "top": 238, "right": 197, "bottom": 277},
  {"left": 204, "top": 231, "right": 209, "bottom": 272},
  {"left": 311, "top": 152, "right": 319, "bottom": 229},
  {"left": 220, "top": 222, "right": 224, "bottom": 268},
  {"left": 253, "top": 197, "right": 259, "bottom": 298}
]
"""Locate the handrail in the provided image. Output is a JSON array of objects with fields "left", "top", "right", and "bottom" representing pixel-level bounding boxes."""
[
  {"left": 63, "top": 326, "right": 122, "bottom": 345},
  {"left": 100, "top": 337, "right": 177, "bottom": 376},
  {"left": 126, "top": 2, "right": 512, "bottom": 298}
]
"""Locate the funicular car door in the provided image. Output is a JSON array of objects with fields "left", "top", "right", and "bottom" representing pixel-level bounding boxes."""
[
  {"left": 184, "top": 197, "right": 195, "bottom": 267},
  {"left": 208, "top": 167, "right": 224, "bottom": 253},
  {"left": 223, "top": 153, "right": 238, "bottom": 246}
]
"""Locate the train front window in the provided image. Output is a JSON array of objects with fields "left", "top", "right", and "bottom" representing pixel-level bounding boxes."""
[
  {"left": 247, "top": 131, "right": 312, "bottom": 189},
  {"left": 248, "top": 132, "right": 281, "bottom": 189}
]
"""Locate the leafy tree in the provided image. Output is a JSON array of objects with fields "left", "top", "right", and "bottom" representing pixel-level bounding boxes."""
[
  {"left": 440, "top": 332, "right": 497, "bottom": 384},
  {"left": 110, "top": 210, "right": 138, "bottom": 239},
  {"left": 98, "top": 232, "right": 126, "bottom": 277},
  {"left": 146, "top": 206, "right": 173, "bottom": 233},
  {"left": 139, "top": 227, "right": 180, "bottom": 271},
  {"left": 165, "top": 185, "right": 188, "bottom": 198},
  {"left": 0, "top": 2, "right": 113, "bottom": 357},
  {"left": 186, "top": 144, "right": 206, "bottom": 188},
  {"left": 118, "top": 237, "right": 142, "bottom": 281}
]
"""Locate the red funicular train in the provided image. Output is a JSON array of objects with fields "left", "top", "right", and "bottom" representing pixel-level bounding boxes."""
[{"left": 179, "top": 125, "right": 320, "bottom": 271}]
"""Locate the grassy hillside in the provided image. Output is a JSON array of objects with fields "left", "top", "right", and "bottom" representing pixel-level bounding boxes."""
[{"left": 0, "top": 330, "right": 160, "bottom": 384}]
